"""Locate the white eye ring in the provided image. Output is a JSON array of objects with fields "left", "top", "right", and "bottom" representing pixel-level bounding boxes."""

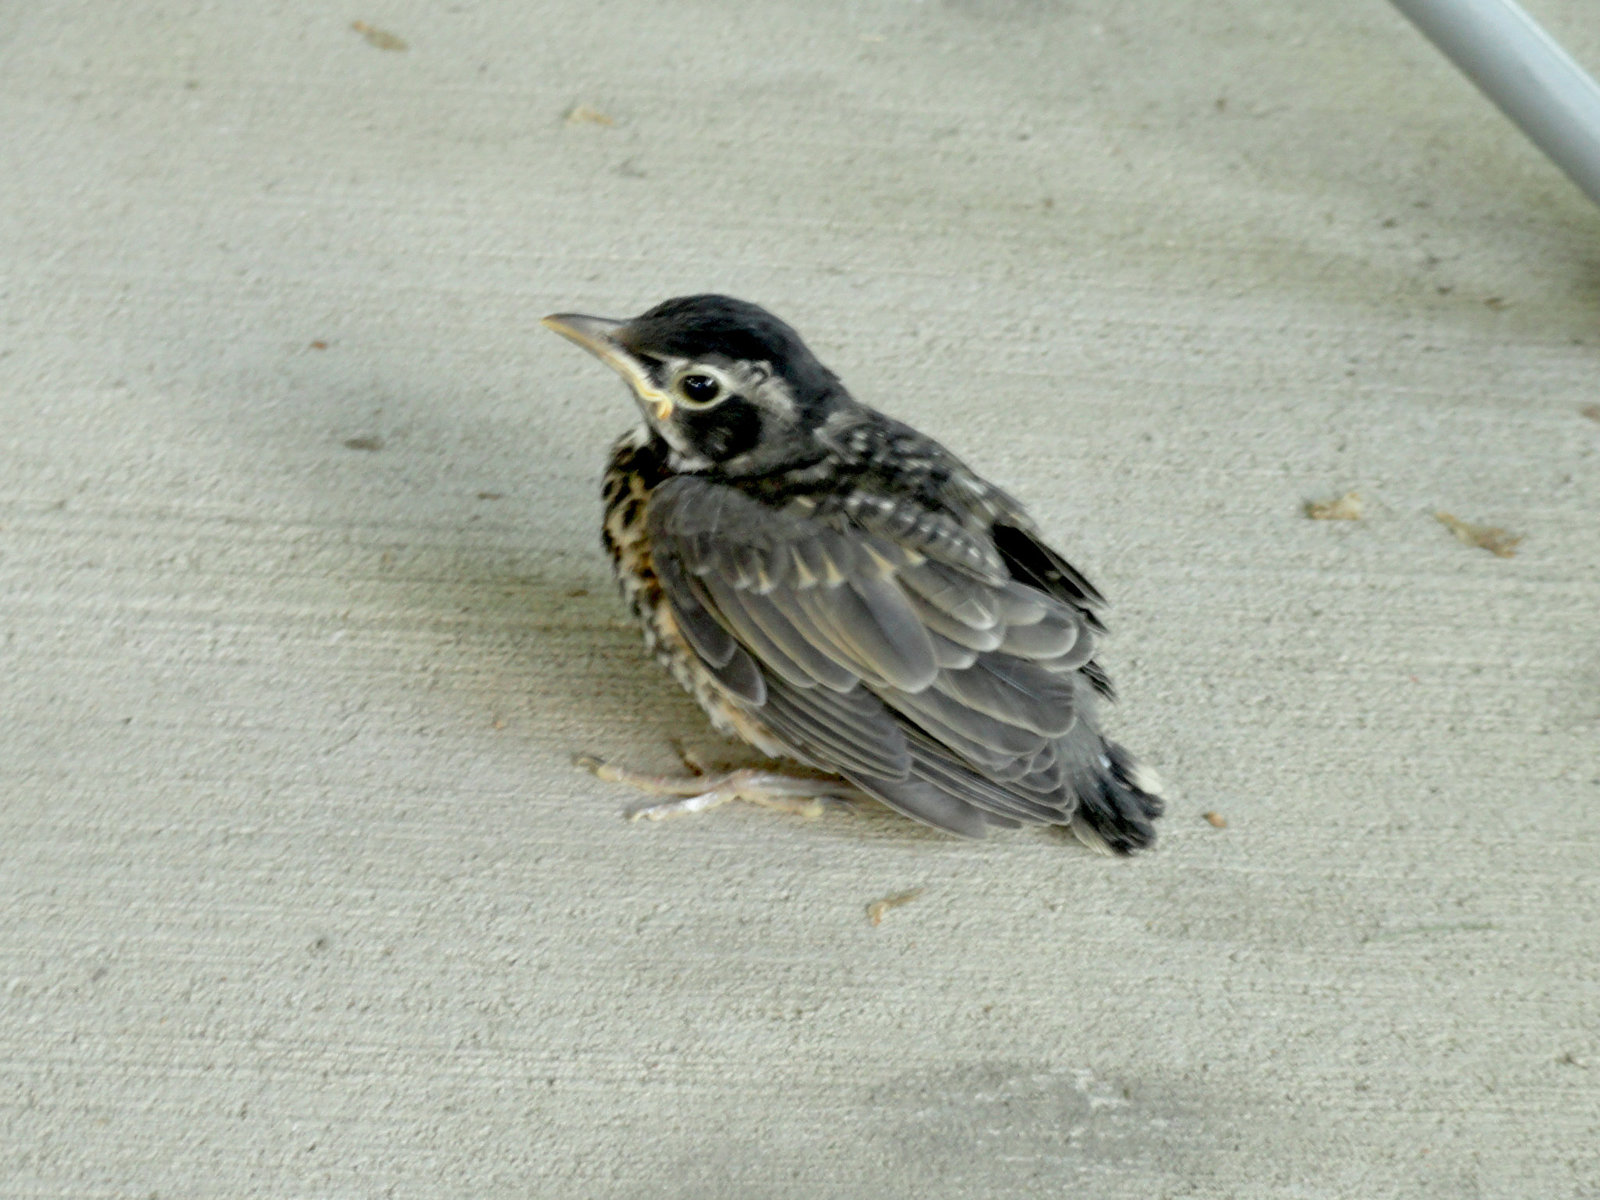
[{"left": 674, "top": 370, "right": 725, "bottom": 408}]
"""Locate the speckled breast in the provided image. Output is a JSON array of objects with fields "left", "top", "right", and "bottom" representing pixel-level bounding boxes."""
[{"left": 599, "top": 428, "right": 773, "bottom": 749}]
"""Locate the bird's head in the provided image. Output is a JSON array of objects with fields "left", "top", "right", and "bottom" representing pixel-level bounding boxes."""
[{"left": 543, "top": 294, "right": 847, "bottom": 475}]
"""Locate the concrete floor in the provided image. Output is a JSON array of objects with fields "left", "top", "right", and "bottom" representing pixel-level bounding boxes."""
[{"left": 3, "top": 2, "right": 1598, "bottom": 1196}]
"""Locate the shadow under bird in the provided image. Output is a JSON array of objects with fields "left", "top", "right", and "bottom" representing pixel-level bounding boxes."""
[{"left": 544, "top": 295, "right": 1163, "bottom": 852}]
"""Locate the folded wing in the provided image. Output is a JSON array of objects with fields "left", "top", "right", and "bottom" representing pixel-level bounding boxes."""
[{"left": 646, "top": 476, "right": 1102, "bottom": 836}]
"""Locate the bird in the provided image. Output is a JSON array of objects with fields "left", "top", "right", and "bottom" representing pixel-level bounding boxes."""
[{"left": 543, "top": 294, "right": 1164, "bottom": 851}]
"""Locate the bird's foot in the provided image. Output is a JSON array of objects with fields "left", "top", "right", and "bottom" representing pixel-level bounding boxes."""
[{"left": 573, "top": 749, "right": 857, "bottom": 822}]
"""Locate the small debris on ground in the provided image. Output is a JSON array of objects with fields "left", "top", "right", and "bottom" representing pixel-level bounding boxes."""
[
  {"left": 309, "top": 339, "right": 328, "bottom": 350},
  {"left": 1435, "top": 511, "right": 1521, "bottom": 558},
  {"left": 476, "top": 491, "right": 504, "bottom": 501},
  {"left": 1306, "top": 492, "right": 1363, "bottom": 521},
  {"left": 343, "top": 435, "right": 384, "bottom": 452},
  {"left": 1483, "top": 296, "right": 1508, "bottom": 310},
  {"left": 352, "top": 21, "right": 408, "bottom": 51},
  {"left": 867, "top": 888, "right": 924, "bottom": 926},
  {"left": 1202, "top": 811, "right": 1227, "bottom": 828},
  {"left": 1580, "top": 404, "right": 1600, "bottom": 423},
  {"left": 565, "top": 104, "right": 615, "bottom": 127}
]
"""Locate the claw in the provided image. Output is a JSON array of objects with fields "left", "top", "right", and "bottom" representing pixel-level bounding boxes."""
[{"left": 668, "top": 739, "right": 713, "bottom": 777}]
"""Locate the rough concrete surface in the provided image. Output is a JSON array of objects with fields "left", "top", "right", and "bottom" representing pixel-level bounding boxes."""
[{"left": 3, "top": 2, "right": 1598, "bottom": 1197}]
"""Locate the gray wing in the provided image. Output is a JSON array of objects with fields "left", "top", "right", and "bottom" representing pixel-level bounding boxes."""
[{"left": 647, "top": 475, "right": 1101, "bottom": 837}]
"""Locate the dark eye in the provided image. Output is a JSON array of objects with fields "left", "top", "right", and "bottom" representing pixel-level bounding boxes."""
[{"left": 677, "top": 373, "right": 721, "bottom": 406}]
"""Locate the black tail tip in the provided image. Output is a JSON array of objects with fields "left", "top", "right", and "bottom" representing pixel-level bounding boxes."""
[{"left": 1072, "top": 743, "right": 1165, "bottom": 855}]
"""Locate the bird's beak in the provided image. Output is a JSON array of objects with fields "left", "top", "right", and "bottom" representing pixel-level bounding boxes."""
[{"left": 542, "top": 312, "right": 674, "bottom": 422}]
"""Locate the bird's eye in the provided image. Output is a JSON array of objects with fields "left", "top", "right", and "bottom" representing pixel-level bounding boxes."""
[{"left": 676, "top": 373, "right": 722, "bottom": 406}]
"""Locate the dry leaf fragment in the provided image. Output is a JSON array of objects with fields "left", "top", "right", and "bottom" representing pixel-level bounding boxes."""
[
  {"left": 565, "top": 105, "right": 615, "bottom": 127},
  {"left": 1306, "top": 492, "right": 1363, "bottom": 521},
  {"left": 867, "top": 888, "right": 924, "bottom": 926},
  {"left": 352, "top": 21, "right": 408, "bottom": 51},
  {"left": 1435, "top": 511, "right": 1521, "bottom": 558},
  {"left": 1202, "top": 811, "right": 1227, "bottom": 828}
]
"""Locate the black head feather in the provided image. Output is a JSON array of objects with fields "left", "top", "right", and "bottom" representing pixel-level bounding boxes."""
[{"left": 620, "top": 295, "right": 841, "bottom": 404}]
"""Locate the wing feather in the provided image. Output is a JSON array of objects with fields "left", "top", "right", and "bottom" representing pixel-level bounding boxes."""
[
  {"left": 644, "top": 475, "right": 1111, "bottom": 836},
  {"left": 899, "top": 560, "right": 1000, "bottom": 628},
  {"left": 759, "top": 678, "right": 911, "bottom": 779},
  {"left": 933, "top": 655, "right": 1076, "bottom": 738},
  {"left": 700, "top": 572, "right": 858, "bottom": 691},
  {"left": 652, "top": 550, "right": 765, "bottom": 704},
  {"left": 904, "top": 590, "right": 1004, "bottom": 652}
]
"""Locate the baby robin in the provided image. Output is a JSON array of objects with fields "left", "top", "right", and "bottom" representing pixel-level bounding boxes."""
[{"left": 545, "top": 295, "right": 1163, "bottom": 851}]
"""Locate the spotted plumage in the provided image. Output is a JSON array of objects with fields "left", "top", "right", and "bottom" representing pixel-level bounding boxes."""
[
  {"left": 599, "top": 426, "right": 789, "bottom": 756},
  {"left": 547, "top": 295, "right": 1163, "bottom": 850}
]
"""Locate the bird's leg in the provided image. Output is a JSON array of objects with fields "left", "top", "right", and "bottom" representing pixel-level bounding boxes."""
[{"left": 572, "top": 749, "right": 860, "bottom": 822}]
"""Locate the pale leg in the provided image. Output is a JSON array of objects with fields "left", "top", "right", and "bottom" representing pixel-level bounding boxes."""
[{"left": 573, "top": 750, "right": 861, "bottom": 822}]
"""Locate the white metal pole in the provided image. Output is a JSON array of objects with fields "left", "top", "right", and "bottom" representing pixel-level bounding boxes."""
[{"left": 1389, "top": 0, "right": 1600, "bottom": 210}]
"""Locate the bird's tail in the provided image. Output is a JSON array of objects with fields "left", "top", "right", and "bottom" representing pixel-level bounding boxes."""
[{"left": 1068, "top": 738, "right": 1165, "bottom": 855}]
